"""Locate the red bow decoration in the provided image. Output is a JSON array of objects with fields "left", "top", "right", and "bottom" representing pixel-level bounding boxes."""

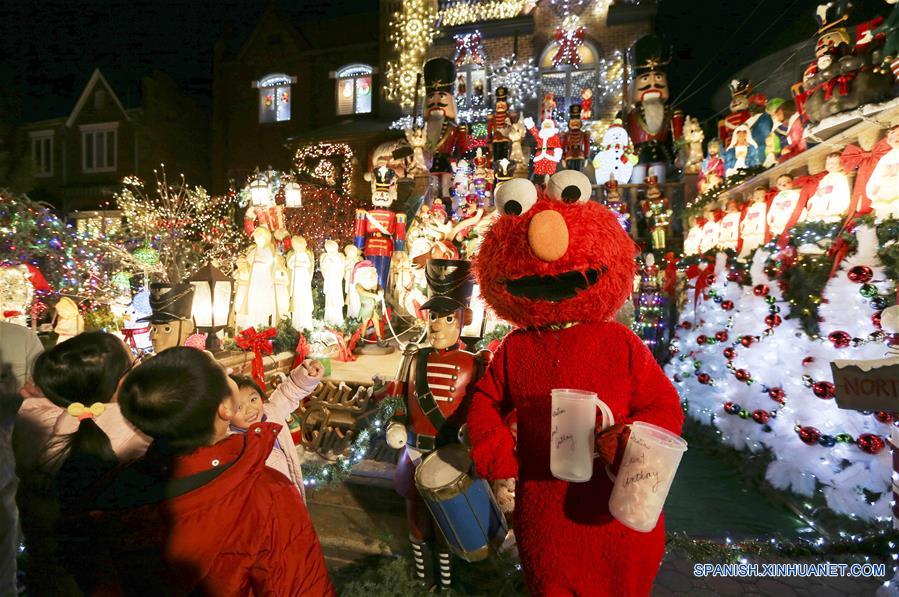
[
  {"left": 827, "top": 233, "right": 854, "bottom": 278},
  {"left": 122, "top": 325, "right": 150, "bottom": 349},
  {"left": 662, "top": 252, "right": 678, "bottom": 297},
  {"left": 3, "top": 310, "right": 21, "bottom": 319},
  {"left": 292, "top": 333, "right": 311, "bottom": 370},
  {"left": 553, "top": 26, "right": 586, "bottom": 66},
  {"left": 236, "top": 327, "right": 277, "bottom": 390},
  {"left": 454, "top": 32, "right": 483, "bottom": 66},
  {"left": 817, "top": 72, "right": 856, "bottom": 101},
  {"left": 775, "top": 173, "right": 825, "bottom": 249},
  {"left": 839, "top": 137, "right": 892, "bottom": 233},
  {"left": 686, "top": 261, "right": 716, "bottom": 312}
]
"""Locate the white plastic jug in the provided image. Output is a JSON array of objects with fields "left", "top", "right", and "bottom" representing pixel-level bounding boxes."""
[
  {"left": 608, "top": 421, "right": 687, "bottom": 532},
  {"left": 549, "top": 389, "right": 615, "bottom": 483}
]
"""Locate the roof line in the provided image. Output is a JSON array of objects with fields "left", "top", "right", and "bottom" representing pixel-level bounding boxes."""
[{"left": 65, "top": 68, "right": 132, "bottom": 128}]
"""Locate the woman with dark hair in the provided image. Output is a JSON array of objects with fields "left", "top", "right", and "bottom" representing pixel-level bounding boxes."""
[
  {"left": 13, "top": 331, "right": 149, "bottom": 596},
  {"left": 73, "top": 347, "right": 334, "bottom": 596}
]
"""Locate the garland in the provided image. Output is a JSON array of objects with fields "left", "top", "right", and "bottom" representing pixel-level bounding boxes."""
[{"left": 870, "top": 216, "right": 899, "bottom": 287}]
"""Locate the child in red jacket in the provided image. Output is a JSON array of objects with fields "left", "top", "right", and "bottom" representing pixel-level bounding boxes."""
[{"left": 468, "top": 172, "right": 684, "bottom": 596}]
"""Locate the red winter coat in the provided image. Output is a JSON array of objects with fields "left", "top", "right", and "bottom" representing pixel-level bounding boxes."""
[
  {"left": 467, "top": 322, "right": 683, "bottom": 597},
  {"left": 67, "top": 422, "right": 334, "bottom": 596}
]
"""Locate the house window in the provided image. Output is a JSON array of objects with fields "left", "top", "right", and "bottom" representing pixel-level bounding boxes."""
[
  {"left": 81, "top": 123, "right": 118, "bottom": 173},
  {"left": 335, "top": 65, "right": 373, "bottom": 115},
  {"left": 456, "top": 64, "right": 488, "bottom": 110},
  {"left": 30, "top": 131, "right": 53, "bottom": 177},
  {"left": 538, "top": 39, "right": 599, "bottom": 120},
  {"left": 254, "top": 73, "right": 296, "bottom": 123}
]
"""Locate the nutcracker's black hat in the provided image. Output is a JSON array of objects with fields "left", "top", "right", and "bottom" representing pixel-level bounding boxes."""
[
  {"left": 569, "top": 103, "right": 582, "bottom": 120},
  {"left": 424, "top": 58, "right": 456, "bottom": 94},
  {"left": 729, "top": 78, "right": 752, "bottom": 98},
  {"left": 815, "top": 1, "right": 852, "bottom": 35},
  {"left": 140, "top": 282, "right": 196, "bottom": 323},
  {"left": 628, "top": 34, "right": 671, "bottom": 76},
  {"left": 421, "top": 259, "right": 474, "bottom": 314},
  {"left": 495, "top": 86, "right": 508, "bottom": 102},
  {"left": 494, "top": 158, "right": 517, "bottom": 182}
]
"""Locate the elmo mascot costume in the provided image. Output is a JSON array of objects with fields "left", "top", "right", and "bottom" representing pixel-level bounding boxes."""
[{"left": 467, "top": 171, "right": 683, "bottom": 596}]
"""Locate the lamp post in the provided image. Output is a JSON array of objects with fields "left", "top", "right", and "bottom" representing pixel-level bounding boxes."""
[
  {"left": 188, "top": 262, "right": 234, "bottom": 351},
  {"left": 249, "top": 175, "right": 272, "bottom": 207},
  {"left": 284, "top": 181, "right": 303, "bottom": 208}
]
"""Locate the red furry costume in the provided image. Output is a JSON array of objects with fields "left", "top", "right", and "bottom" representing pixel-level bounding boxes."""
[{"left": 468, "top": 172, "right": 683, "bottom": 596}]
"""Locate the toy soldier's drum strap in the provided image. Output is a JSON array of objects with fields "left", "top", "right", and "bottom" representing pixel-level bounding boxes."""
[
  {"left": 407, "top": 430, "right": 437, "bottom": 452},
  {"left": 415, "top": 348, "right": 448, "bottom": 430}
]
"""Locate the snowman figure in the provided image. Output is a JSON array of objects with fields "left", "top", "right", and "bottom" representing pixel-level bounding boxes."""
[
  {"left": 121, "top": 289, "right": 154, "bottom": 354},
  {"left": 592, "top": 120, "right": 638, "bottom": 185}
]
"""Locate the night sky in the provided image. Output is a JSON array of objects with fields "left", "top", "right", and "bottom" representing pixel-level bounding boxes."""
[{"left": 0, "top": 0, "right": 888, "bottom": 124}]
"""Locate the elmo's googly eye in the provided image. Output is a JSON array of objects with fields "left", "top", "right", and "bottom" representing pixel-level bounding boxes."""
[
  {"left": 495, "top": 179, "right": 538, "bottom": 216},
  {"left": 546, "top": 171, "right": 593, "bottom": 204}
]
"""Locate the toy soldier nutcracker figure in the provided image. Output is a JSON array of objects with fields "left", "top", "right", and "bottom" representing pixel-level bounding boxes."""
[
  {"left": 717, "top": 78, "right": 753, "bottom": 148},
  {"left": 603, "top": 177, "right": 630, "bottom": 232},
  {"left": 355, "top": 168, "right": 406, "bottom": 290},
  {"left": 562, "top": 104, "right": 591, "bottom": 172},
  {"left": 622, "top": 34, "right": 684, "bottom": 184},
  {"left": 487, "top": 86, "right": 512, "bottom": 162},
  {"left": 385, "top": 259, "right": 491, "bottom": 591},
  {"left": 424, "top": 58, "right": 468, "bottom": 199},
  {"left": 640, "top": 175, "right": 672, "bottom": 250}
]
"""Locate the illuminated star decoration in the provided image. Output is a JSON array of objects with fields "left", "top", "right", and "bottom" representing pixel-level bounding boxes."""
[
  {"left": 489, "top": 55, "right": 539, "bottom": 108},
  {"left": 385, "top": 0, "right": 439, "bottom": 109}
]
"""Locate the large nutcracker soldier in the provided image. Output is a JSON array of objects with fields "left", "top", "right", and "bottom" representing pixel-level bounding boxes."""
[
  {"left": 354, "top": 167, "right": 406, "bottom": 290},
  {"left": 424, "top": 58, "right": 468, "bottom": 199},
  {"left": 717, "top": 78, "right": 753, "bottom": 149},
  {"left": 385, "top": 259, "right": 491, "bottom": 591},
  {"left": 622, "top": 34, "right": 684, "bottom": 184},
  {"left": 487, "top": 86, "right": 512, "bottom": 162},
  {"left": 561, "top": 104, "right": 591, "bottom": 172}
]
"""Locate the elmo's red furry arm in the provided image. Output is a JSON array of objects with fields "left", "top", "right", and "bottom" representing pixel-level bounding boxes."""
[
  {"left": 623, "top": 331, "right": 684, "bottom": 435},
  {"left": 466, "top": 337, "right": 518, "bottom": 480}
]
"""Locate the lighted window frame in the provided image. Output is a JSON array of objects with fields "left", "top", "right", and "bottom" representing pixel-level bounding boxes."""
[
  {"left": 255, "top": 73, "right": 297, "bottom": 123},
  {"left": 30, "top": 131, "right": 54, "bottom": 177},
  {"left": 335, "top": 64, "right": 373, "bottom": 115},
  {"left": 80, "top": 123, "right": 118, "bottom": 173},
  {"left": 537, "top": 39, "right": 599, "bottom": 120}
]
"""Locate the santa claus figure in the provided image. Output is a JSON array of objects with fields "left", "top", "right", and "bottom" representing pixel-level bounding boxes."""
[
  {"left": 622, "top": 34, "right": 684, "bottom": 184},
  {"left": 467, "top": 170, "right": 683, "bottom": 596},
  {"left": 718, "top": 79, "right": 753, "bottom": 148},
  {"left": 766, "top": 174, "right": 804, "bottom": 238},
  {"left": 524, "top": 115, "right": 563, "bottom": 183},
  {"left": 716, "top": 201, "right": 743, "bottom": 252},
  {"left": 698, "top": 209, "right": 721, "bottom": 255},
  {"left": 423, "top": 58, "right": 468, "bottom": 199},
  {"left": 487, "top": 86, "right": 512, "bottom": 162},
  {"left": 682, "top": 217, "right": 704, "bottom": 256},
  {"left": 803, "top": 152, "right": 851, "bottom": 222},
  {"left": 561, "top": 104, "right": 591, "bottom": 172}
]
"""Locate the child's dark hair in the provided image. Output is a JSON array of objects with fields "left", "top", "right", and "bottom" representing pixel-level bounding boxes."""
[
  {"left": 229, "top": 374, "right": 267, "bottom": 399},
  {"left": 118, "top": 347, "right": 231, "bottom": 454},
  {"left": 32, "top": 332, "right": 132, "bottom": 504}
]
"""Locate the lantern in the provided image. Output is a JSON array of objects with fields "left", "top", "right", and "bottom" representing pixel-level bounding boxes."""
[
  {"left": 284, "top": 181, "right": 303, "bottom": 208},
  {"left": 249, "top": 176, "right": 272, "bottom": 207},
  {"left": 188, "top": 262, "right": 233, "bottom": 351}
]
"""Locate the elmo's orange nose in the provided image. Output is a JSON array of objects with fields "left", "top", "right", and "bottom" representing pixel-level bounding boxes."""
[{"left": 528, "top": 209, "right": 569, "bottom": 262}]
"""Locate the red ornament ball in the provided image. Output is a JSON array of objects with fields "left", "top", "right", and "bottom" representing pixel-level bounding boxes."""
[
  {"left": 812, "top": 381, "right": 835, "bottom": 399},
  {"left": 680, "top": 321, "right": 692, "bottom": 330},
  {"left": 721, "top": 300, "right": 735, "bottom": 311},
  {"left": 874, "top": 411, "right": 894, "bottom": 424},
  {"left": 752, "top": 410, "right": 770, "bottom": 425},
  {"left": 696, "top": 335, "right": 708, "bottom": 345},
  {"left": 753, "top": 284, "right": 770, "bottom": 297},
  {"left": 697, "top": 373, "right": 712, "bottom": 385},
  {"left": 735, "top": 369, "right": 751, "bottom": 382},
  {"left": 847, "top": 265, "right": 874, "bottom": 284},
  {"left": 768, "top": 387, "right": 786, "bottom": 404},
  {"left": 802, "top": 356, "right": 815, "bottom": 366},
  {"left": 828, "top": 331, "right": 851, "bottom": 348},
  {"left": 740, "top": 335, "right": 755, "bottom": 347},
  {"left": 715, "top": 331, "right": 729, "bottom": 342},
  {"left": 723, "top": 347, "right": 737, "bottom": 360},
  {"left": 872, "top": 311, "right": 882, "bottom": 329},
  {"left": 727, "top": 270, "right": 741, "bottom": 282},
  {"left": 856, "top": 434, "right": 885, "bottom": 455},
  {"left": 765, "top": 314, "right": 782, "bottom": 327},
  {"left": 798, "top": 426, "right": 821, "bottom": 445}
]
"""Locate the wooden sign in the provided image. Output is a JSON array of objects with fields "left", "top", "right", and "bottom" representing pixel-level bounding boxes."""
[{"left": 830, "top": 358, "right": 899, "bottom": 411}]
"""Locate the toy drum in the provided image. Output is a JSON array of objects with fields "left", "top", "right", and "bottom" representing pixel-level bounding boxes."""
[{"left": 414, "top": 444, "right": 508, "bottom": 562}]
